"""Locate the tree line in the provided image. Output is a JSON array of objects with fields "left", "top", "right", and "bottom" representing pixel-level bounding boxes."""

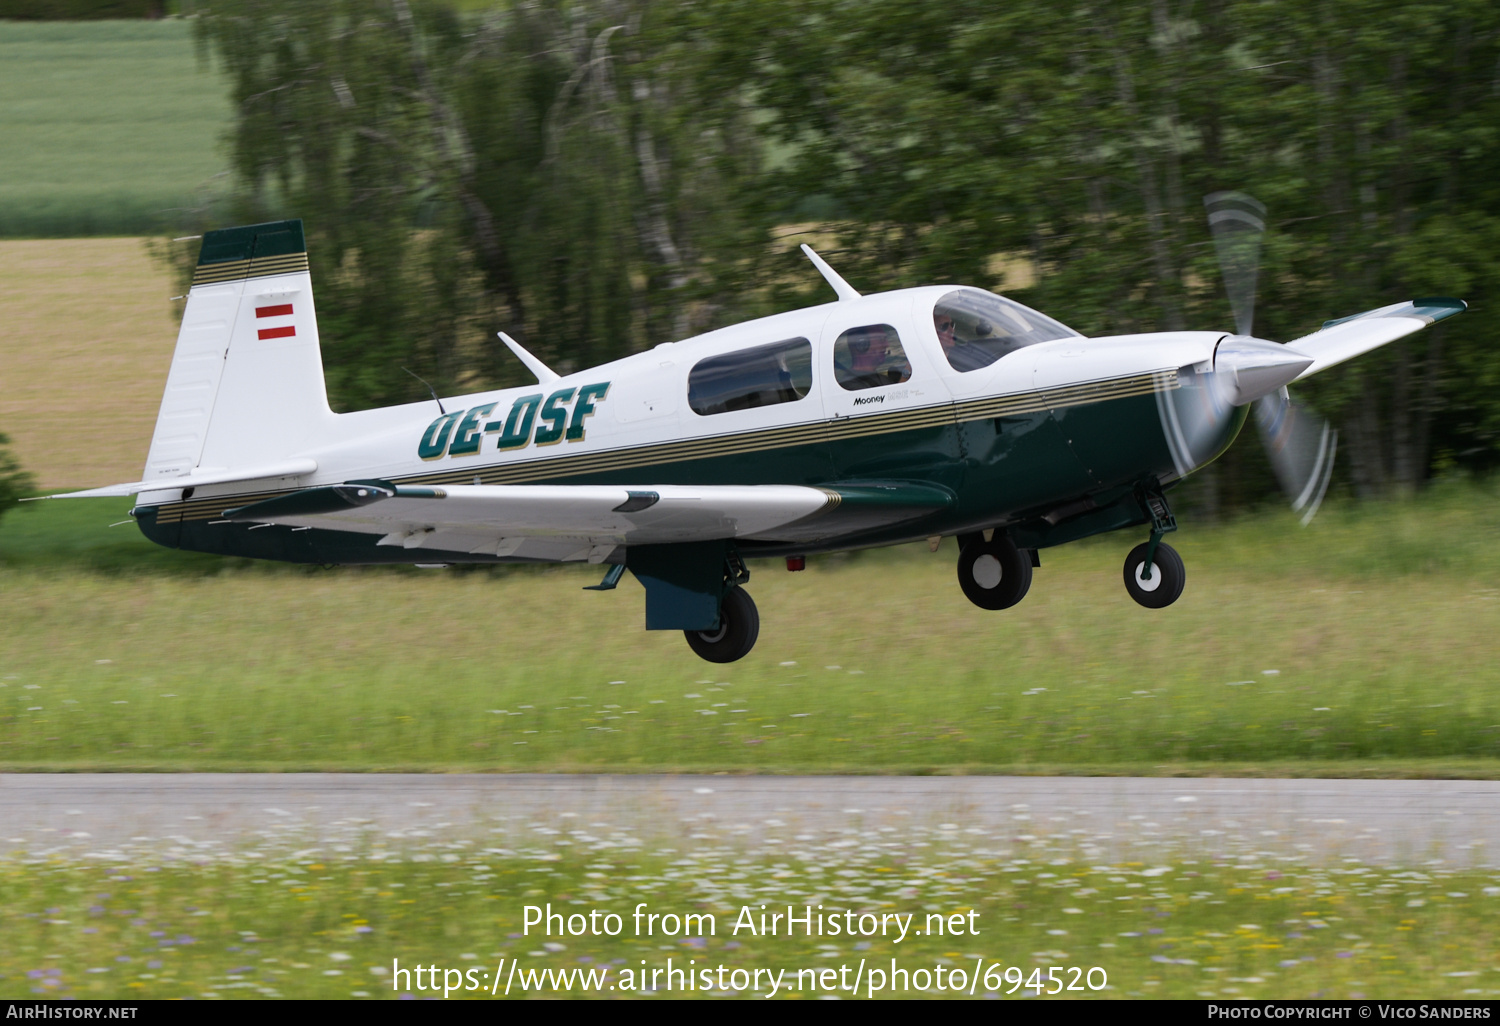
[{"left": 174, "top": 0, "right": 1500, "bottom": 510}]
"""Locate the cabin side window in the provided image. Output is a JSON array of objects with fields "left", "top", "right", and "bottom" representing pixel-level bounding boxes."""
[
  {"left": 687, "top": 337, "right": 814, "bottom": 416},
  {"left": 833, "top": 324, "right": 913, "bottom": 391}
]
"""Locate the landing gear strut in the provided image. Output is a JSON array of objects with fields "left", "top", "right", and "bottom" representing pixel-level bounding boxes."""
[
  {"left": 683, "top": 587, "right": 760, "bottom": 663},
  {"left": 956, "top": 534, "right": 1033, "bottom": 610},
  {"left": 1124, "top": 486, "right": 1184, "bottom": 608}
]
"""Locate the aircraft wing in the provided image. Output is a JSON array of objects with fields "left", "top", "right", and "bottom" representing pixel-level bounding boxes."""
[
  {"left": 1288, "top": 298, "right": 1465, "bottom": 381},
  {"left": 219, "top": 480, "right": 953, "bottom": 557}
]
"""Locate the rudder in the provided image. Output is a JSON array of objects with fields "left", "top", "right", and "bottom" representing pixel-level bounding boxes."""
[{"left": 142, "top": 220, "right": 334, "bottom": 488}]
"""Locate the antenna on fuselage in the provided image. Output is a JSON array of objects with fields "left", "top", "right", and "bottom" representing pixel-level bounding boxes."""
[
  {"left": 498, "top": 331, "right": 560, "bottom": 384},
  {"left": 800, "top": 244, "right": 862, "bottom": 302},
  {"left": 402, "top": 366, "right": 446, "bottom": 414}
]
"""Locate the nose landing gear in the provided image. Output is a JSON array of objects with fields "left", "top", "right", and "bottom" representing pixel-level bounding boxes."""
[
  {"left": 956, "top": 534, "right": 1033, "bottom": 610},
  {"left": 1122, "top": 484, "right": 1185, "bottom": 608},
  {"left": 1123, "top": 540, "right": 1185, "bottom": 608}
]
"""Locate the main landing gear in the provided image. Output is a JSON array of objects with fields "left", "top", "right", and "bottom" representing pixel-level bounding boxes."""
[
  {"left": 622, "top": 542, "right": 760, "bottom": 663},
  {"left": 683, "top": 586, "right": 760, "bottom": 663},
  {"left": 956, "top": 533, "right": 1033, "bottom": 610}
]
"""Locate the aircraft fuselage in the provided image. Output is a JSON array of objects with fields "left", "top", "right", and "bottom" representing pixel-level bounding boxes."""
[{"left": 134, "top": 284, "right": 1240, "bottom": 565}]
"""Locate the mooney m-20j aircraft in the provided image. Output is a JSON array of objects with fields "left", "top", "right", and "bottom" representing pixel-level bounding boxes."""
[{"left": 54, "top": 194, "right": 1463, "bottom": 662}]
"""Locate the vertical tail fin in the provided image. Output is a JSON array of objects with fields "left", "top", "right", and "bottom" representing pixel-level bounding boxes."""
[{"left": 142, "top": 219, "right": 334, "bottom": 487}]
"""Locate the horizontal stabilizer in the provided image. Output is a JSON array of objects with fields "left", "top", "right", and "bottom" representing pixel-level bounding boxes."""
[
  {"left": 40, "top": 458, "right": 319, "bottom": 500},
  {"left": 1291, "top": 298, "right": 1465, "bottom": 381}
]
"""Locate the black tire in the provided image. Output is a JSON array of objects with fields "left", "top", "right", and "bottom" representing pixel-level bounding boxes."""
[
  {"left": 956, "top": 535, "right": 1033, "bottom": 610},
  {"left": 1123, "top": 541, "right": 1185, "bottom": 608},
  {"left": 684, "top": 587, "right": 760, "bottom": 663}
]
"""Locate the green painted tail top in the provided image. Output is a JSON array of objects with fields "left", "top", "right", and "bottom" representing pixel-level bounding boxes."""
[{"left": 196, "top": 219, "right": 306, "bottom": 266}]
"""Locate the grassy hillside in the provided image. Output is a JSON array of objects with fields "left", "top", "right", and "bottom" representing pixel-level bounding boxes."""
[
  {"left": 0, "top": 20, "right": 232, "bottom": 237},
  {"left": 1, "top": 481, "right": 1496, "bottom": 774}
]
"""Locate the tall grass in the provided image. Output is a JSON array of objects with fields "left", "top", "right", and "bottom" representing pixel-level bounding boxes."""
[
  {"left": 0, "top": 20, "right": 232, "bottom": 237},
  {"left": 1, "top": 481, "right": 1497, "bottom": 773}
]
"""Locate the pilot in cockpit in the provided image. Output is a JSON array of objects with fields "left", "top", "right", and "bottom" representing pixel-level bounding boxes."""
[{"left": 936, "top": 310, "right": 999, "bottom": 373}]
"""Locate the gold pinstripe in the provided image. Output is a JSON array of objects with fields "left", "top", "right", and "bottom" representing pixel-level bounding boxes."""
[
  {"left": 952, "top": 369, "right": 1174, "bottom": 421},
  {"left": 191, "top": 252, "right": 311, "bottom": 288},
  {"left": 153, "top": 370, "right": 1177, "bottom": 524}
]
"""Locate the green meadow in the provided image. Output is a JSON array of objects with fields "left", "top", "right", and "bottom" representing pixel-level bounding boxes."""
[
  {"left": 2, "top": 481, "right": 1497, "bottom": 774},
  {"left": 0, "top": 20, "right": 232, "bottom": 237},
  {"left": 4, "top": 833, "right": 1499, "bottom": 1000}
]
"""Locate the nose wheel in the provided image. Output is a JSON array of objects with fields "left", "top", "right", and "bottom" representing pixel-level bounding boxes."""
[
  {"left": 683, "top": 586, "right": 760, "bottom": 663},
  {"left": 957, "top": 535, "right": 1033, "bottom": 610},
  {"left": 1123, "top": 541, "right": 1185, "bottom": 608}
]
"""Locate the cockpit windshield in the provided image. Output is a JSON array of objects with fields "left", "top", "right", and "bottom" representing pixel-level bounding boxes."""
[{"left": 932, "top": 289, "right": 1079, "bottom": 372}]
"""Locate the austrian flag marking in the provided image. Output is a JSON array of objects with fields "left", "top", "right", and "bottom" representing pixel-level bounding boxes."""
[{"left": 255, "top": 302, "right": 296, "bottom": 340}]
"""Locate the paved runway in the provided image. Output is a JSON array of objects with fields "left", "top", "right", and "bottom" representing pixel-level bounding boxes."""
[{"left": 2, "top": 774, "right": 1496, "bottom": 864}]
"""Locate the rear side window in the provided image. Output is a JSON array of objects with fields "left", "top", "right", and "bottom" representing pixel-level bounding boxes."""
[
  {"left": 833, "top": 323, "right": 913, "bottom": 391},
  {"left": 688, "top": 337, "right": 813, "bottom": 416}
]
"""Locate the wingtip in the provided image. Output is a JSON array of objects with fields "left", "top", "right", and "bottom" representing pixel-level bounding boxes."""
[{"left": 1412, "top": 297, "right": 1467, "bottom": 322}]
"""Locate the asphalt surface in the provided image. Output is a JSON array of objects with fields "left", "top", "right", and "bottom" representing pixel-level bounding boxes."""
[{"left": 2, "top": 774, "right": 1496, "bottom": 863}]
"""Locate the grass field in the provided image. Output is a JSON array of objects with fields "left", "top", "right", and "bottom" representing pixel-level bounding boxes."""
[
  {"left": 2, "top": 480, "right": 1497, "bottom": 775},
  {"left": 5, "top": 830, "right": 1499, "bottom": 1000},
  {"left": 0, "top": 238, "right": 181, "bottom": 491},
  {"left": 0, "top": 20, "right": 232, "bottom": 237}
]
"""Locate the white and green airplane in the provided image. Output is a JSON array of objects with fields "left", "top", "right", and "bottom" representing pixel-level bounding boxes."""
[{"left": 52, "top": 194, "right": 1463, "bottom": 662}]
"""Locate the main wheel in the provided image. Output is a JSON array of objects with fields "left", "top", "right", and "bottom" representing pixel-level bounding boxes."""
[
  {"left": 1123, "top": 541, "right": 1185, "bottom": 608},
  {"left": 956, "top": 535, "right": 1033, "bottom": 610},
  {"left": 683, "top": 587, "right": 760, "bottom": 663}
]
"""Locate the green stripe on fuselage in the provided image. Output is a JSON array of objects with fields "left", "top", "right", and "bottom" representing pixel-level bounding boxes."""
[{"left": 140, "top": 382, "right": 1186, "bottom": 563}]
